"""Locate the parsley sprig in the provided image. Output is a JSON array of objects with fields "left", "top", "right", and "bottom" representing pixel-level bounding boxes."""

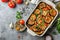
[{"left": 16, "top": 11, "right": 22, "bottom": 19}]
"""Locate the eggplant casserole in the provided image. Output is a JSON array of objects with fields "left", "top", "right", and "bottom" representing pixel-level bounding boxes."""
[{"left": 26, "top": 2, "right": 57, "bottom": 35}]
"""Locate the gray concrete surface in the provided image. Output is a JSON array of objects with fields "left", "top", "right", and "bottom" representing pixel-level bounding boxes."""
[{"left": 0, "top": 0, "right": 60, "bottom": 40}]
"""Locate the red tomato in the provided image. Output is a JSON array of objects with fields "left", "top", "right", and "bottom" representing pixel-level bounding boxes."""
[
  {"left": 1, "top": 0, "right": 9, "bottom": 2},
  {"left": 42, "top": 7, "right": 48, "bottom": 11},
  {"left": 16, "top": 0, "right": 23, "bottom": 4},
  {"left": 39, "top": 20, "right": 42, "bottom": 23},
  {"left": 8, "top": 1, "right": 16, "bottom": 8},
  {"left": 44, "top": 23, "right": 48, "bottom": 27},
  {"left": 19, "top": 20, "right": 25, "bottom": 25},
  {"left": 46, "top": 5, "right": 51, "bottom": 10}
]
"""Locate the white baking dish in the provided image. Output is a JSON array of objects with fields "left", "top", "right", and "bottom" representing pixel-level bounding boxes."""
[{"left": 25, "top": 0, "right": 58, "bottom": 36}]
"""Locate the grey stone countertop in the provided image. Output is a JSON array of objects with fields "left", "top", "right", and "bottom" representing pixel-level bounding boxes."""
[{"left": 0, "top": 0, "right": 60, "bottom": 40}]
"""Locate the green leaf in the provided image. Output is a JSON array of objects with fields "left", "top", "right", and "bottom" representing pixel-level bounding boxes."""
[
  {"left": 16, "top": 15, "right": 22, "bottom": 19},
  {"left": 16, "top": 11, "right": 22, "bottom": 15},
  {"left": 17, "top": 11, "right": 20, "bottom": 15},
  {"left": 19, "top": 16, "right": 22, "bottom": 19},
  {"left": 56, "top": 18, "right": 60, "bottom": 33},
  {"left": 16, "top": 13, "right": 20, "bottom": 15},
  {"left": 17, "top": 11, "right": 20, "bottom": 13},
  {"left": 58, "top": 18, "right": 60, "bottom": 21},
  {"left": 16, "top": 11, "right": 22, "bottom": 19},
  {"left": 16, "top": 15, "right": 20, "bottom": 19},
  {"left": 57, "top": 25, "right": 60, "bottom": 30}
]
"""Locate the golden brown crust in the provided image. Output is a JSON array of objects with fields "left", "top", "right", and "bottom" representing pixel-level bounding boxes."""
[
  {"left": 50, "top": 9, "right": 57, "bottom": 17},
  {"left": 28, "top": 19, "right": 35, "bottom": 25},
  {"left": 35, "top": 31, "right": 43, "bottom": 35},
  {"left": 38, "top": 2, "right": 46, "bottom": 9},
  {"left": 45, "top": 16, "right": 52, "bottom": 23},
  {"left": 30, "top": 14, "right": 36, "bottom": 21},
  {"left": 34, "top": 9, "right": 40, "bottom": 15}
]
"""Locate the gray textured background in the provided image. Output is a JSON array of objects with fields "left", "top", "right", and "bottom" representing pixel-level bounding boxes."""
[{"left": 0, "top": 0, "right": 60, "bottom": 40}]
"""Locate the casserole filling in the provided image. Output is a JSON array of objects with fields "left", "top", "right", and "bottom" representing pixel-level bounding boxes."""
[{"left": 26, "top": 2, "right": 57, "bottom": 35}]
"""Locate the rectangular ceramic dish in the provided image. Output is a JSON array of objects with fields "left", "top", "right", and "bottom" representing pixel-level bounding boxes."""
[{"left": 25, "top": 0, "right": 58, "bottom": 36}]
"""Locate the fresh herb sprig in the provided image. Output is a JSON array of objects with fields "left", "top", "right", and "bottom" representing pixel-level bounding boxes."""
[
  {"left": 40, "top": 8, "right": 43, "bottom": 14},
  {"left": 16, "top": 11, "right": 22, "bottom": 19},
  {"left": 56, "top": 18, "right": 60, "bottom": 33}
]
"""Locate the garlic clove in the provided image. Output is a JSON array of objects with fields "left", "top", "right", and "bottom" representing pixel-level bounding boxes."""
[{"left": 9, "top": 22, "right": 14, "bottom": 29}]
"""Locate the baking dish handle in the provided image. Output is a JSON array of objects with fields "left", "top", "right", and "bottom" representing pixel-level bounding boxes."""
[
  {"left": 27, "top": 28, "right": 37, "bottom": 36},
  {"left": 42, "top": 0, "right": 56, "bottom": 8}
]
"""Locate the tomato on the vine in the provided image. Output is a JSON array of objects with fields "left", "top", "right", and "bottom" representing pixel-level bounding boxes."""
[
  {"left": 16, "top": 0, "right": 23, "bottom": 4},
  {"left": 1, "top": 0, "right": 9, "bottom": 2},
  {"left": 8, "top": 1, "right": 16, "bottom": 8}
]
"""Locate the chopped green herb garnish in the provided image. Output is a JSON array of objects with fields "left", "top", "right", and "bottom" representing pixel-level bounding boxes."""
[
  {"left": 41, "top": 18, "right": 44, "bottom": 26},
  {"left": 36, "top": 26, "right": 40, "bottom": 30},
  {"left": 35, "top": 14, "right": 38, "bottom": 17},
  {"left": 35, "top": 24, "right": 41, "bottom": 30},
  {"left": 40, "top": 8, "right": 43, "bottom": 14}
]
